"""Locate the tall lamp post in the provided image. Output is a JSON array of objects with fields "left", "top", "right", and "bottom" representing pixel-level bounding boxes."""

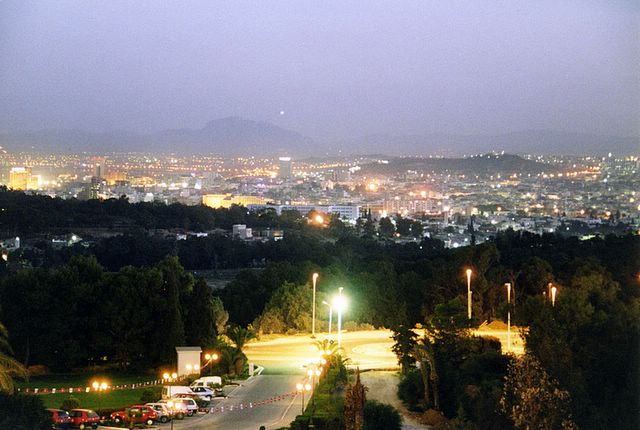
[
  {"left": 333, "top": 287, "right": 346, "bottom": 350},
  {"left": 91, "top": 380, "right": 109, "bottom": 419},
  {"left": 296, "top": 383, "right": 312, "bottom": 414},
  {"left": 166, "top": 400, "right": 175, "bottom": 430},
  {"left": 312, "top": 273, "right": 319, "bottom": 338},
  {"left": 322, "top": 300, "right": 332, "bottom": 337},
  {"left": 203, "top": 352, "right": 220, "bottom": 376},
  {"left": 466, "top": 269, "right": 473, "bottom": 320},
  {"left": 505, "top": 283, "right": 511, "bottom": 353}
]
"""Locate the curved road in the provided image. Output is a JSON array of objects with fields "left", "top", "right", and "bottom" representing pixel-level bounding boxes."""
[{"left": 155, "top": 329, "right": 520, "bottom": 429}]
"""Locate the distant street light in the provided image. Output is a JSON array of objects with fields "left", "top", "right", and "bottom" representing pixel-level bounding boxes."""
[
  {"left": 505, "top": 283, "right": 512, "bottom": 353},
  {"left": 551, "top": 286, "right": 557, "bottom": 306},
  {"left": 322, "top": 300, "right": 332, "bottom": 337},
  {"left": 312, "top": 273, "right": 319, "bottom": 338},
  {"left": 333, "top": 288, "right": 346, "bottom": 350},
  {"left": 466, "top": 269, "right": 473, "bottom": 320}
]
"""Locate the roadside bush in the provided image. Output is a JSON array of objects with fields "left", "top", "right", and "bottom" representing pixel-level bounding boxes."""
[
  {"left": 397, "top": 368, "right": 424, "bottom": 412},
  {"left": 363, "top": 400, "right": 402, "bottom": 430},
  {"left": 139, "top": 387, "right": 161, "bottom": 403},
  {"left": 60, "top": 395, "right": 80, "bottom": 410},
  {"left": 0, "top": 392, "right": 50, "bottom": 430},
  {"left": 343, "top": 321, "right": 375, "bottom": 332}
]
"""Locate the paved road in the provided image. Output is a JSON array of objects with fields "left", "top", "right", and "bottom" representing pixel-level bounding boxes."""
[
  {"left": 360, "top": 371, "right": 431, "bottom": 430},
  {"left": 156, "top": 375, "right": 305, "bottom": 430},
  {"left": 152, "top": 329, "right": 520, "bottom": 429},
  {"left": 244, "top": 330, "right": 399, "bottom": 373}
]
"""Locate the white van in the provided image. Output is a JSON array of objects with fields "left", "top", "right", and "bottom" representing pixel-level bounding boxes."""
[
  {"left": 190, "top": 376, "right": 222, "bottom": 387},
  {"left": 161, "top": 385, "right": 194, "bottom": 399}
]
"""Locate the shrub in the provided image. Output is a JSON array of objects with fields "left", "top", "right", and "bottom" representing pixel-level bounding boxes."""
[
  {"left": 397, "top": 369, "right": 424, "bottom": 412},
  {"left": 140, "top": 387, "right": 161, "bottom": 403},
  {"left": 0, "top": 392, "right": 50, "bottom": 430},
  {"left": 363, "top": 400, "right": 402, "bottom": 430},
  {"left": 60, "top": 395, "right": 80, "bottom": 410}
]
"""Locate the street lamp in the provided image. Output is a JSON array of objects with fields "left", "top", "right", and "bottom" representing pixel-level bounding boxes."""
[
  {"left": 167, "top": 400, "right": 175, "bottom": 430},
  {"left": 551, "top": 286, "right": 557, "bottom": 307},
  {"left": 466, "top": 269, "right": 473, "bottom": 320},
  {"left": 296, "top": 383, "right": 312, "bottom": 414},
  {"left": 91, "top": 379, "right": 109, "bottom": 418},
  {"left": 322, "top": 300, "right": 332, "bottom": 337},
  {"left": 312, "top": 273, "right": 319, "bottom": 338},
  {"left": 333, "top": 288, "right": 346, "bottom": 350},
  {"left": 203, "top": 352, "right": 220, "bottom": 376},
  {"left": 307, "top": 366, "right": 323, "bottom": 406},
  {"left": 507, "top": 283, "right": 512, "bottom": 351}
]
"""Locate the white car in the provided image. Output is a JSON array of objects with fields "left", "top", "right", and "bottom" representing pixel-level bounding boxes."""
[
  {"left": 145, "top": 403, "right": 172, "bottom": 423},
  {"left": 170, "top": 397, "right": 198, "bottom": 416},
  {"left": 157, "top": 399, "right": 187, "bottom": 419},
  {"left": 190, "top": 386, "right": 215, "bottom": 401}
]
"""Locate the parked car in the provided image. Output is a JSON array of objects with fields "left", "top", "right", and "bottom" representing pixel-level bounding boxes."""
[
  {"left": 161, "top": 385, "right": 194, "bottom": 399},
  {"left": 68, "top": 409, "right": 99, "bottom": 429},
  {"left": 110, "top": 405, "right": 157, "bottom": 426},
  {"left": 157, "top": 399, "right": 186, "bottom": 419},
  {"left": 46, "top": 408, "right": 71, "bottom": 429},
  {"left": 144, "top": 403, "right": 172, "bottom": 423},
  {"left": 190, "top": 376, "right": 222, "bottom": 387},
  {"left": 170, "top": 397, "right": 198, "bottom": 416},
  {"left": 190, "top": 386, "right": 215, "bottom": 401}
]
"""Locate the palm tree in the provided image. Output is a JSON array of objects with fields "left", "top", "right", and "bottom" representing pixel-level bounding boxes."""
[
  {"left": 314, "top": 338, "right": 338, "bottom": 357},
  {"left": 0, "top": 322, "right": 28, "bottom": 392},
  {"left": 226, "top": 326, "right": 256, "bottom": 353},
  {"left": 412, "top": 340, "right": 440, "bottom": 411},
  {"left": 225, "top": 326, "right": 256, "bottom": 376}
]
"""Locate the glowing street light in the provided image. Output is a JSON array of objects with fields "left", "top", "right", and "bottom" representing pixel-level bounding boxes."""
[
  {"left": 505, "top": 283, "right": 512, "bottom": 353},
  {"left": 551, "top": 286, "right": 557, "bottom": 307},
  {"left": 466, "top": 269, "right": 473, "bottom": 320},
  {"left": 202, "top": 352, "right": 220, "bottom": 376},
  {"left": 312, "top": 273, "right": 319, "bottom": 338},
  {"left": 91, "top": 379, "right": 109, "bottom": 418},
  {"left": 333, "top": 287, "right": 346, "bottom": 350},
  {"left": 322, "top": 300, "right": 332, "bottom": 337},
  {"left": 167, "top": 400, "right": 175, "bottom": 430},
  {"left": 296, "top": 382, "right": 312, "bottom": 414}
]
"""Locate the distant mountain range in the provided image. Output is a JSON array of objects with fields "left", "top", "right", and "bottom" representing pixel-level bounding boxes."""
[{"left": 0, "top": 117, "right": 637, "bottom": 156}]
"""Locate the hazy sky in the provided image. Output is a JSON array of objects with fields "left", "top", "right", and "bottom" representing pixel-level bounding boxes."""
[{"left": 1, "top": 0, "right": 638, "bottom": 141}]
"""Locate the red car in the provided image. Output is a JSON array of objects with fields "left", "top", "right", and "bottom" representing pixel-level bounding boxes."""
[
  {"left": 46, "top": 408, "right": 71, "bottom": 429},
  {"left": 110, "top": 405, "right": 158, "bottom": 426},
  {"left": 68, "top": 409, "right": 99, "bottom": 429}
]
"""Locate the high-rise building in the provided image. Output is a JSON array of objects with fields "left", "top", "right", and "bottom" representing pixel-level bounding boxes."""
[
  {"left": 9, "top": 167, "right": 31, "bottom": 190},
  {"left": 94, "top": 157, "right": 106, "bottom": 179},
  {"left": 278, "top": 157, "right": 293, "bottom": 179}
]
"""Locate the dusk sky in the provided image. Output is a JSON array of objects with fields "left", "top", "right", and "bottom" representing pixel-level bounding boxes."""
[{"left": 1, "top": 0, "right": 638, "bottom": 142}]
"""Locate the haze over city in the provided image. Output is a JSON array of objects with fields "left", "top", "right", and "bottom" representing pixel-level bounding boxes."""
[
  {"left": 0, "top": 2, "right": 639, "bottom": 430},
  {"left": 1, "top": 0, "right": 638, "bottom": 155}
]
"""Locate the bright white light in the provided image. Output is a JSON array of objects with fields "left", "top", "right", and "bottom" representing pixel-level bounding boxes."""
[{"left": 332, "top": 295, "right": 347, "bottom": 312}]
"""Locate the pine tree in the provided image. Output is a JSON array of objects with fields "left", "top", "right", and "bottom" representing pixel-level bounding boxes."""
[{"left": 344, "top": 369, "right": 367, "bottom": 430}]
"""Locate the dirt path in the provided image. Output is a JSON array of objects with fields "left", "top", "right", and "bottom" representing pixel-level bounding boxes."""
[{"left": 360, "top": 371, "right": 431, "bottom": 430}]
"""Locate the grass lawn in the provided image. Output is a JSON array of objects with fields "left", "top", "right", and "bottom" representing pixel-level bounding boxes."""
[
  {"left": 16, "top": 373, "right": 162, "bottom": 411},
  {"left": 39, "top": 387, "right": 151, "bottom": 410},
  {"left": 17, "top": 373, "right": 155, "bottom": 389}
]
